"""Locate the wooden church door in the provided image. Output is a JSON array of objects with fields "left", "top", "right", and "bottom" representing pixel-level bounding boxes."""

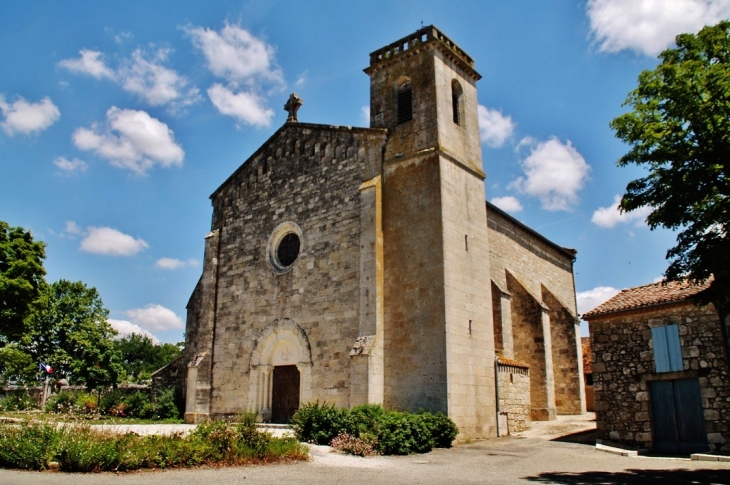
[{"left": 271, "top": 365, "right": 300, "bottom": 423}]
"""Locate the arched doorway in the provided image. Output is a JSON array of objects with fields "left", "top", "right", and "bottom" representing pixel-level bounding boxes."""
[{"left": 249, "top": 319, "right": 312, "bottom": 422}]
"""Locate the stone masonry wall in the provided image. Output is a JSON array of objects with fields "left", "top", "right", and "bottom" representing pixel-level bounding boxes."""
[
  {"left": 487, "top": 205, "right": 576, "bottom": 311},
  {"left": 543, "top": 287, "right": 583, "bottom": 414},
  {"left": 590, "top": 302, "right": 730, "bottom": 452},
  {"left": 206, "top": 123, "right": 386, "bottom": 416},
  {"left": 498, "top": 362, "right": 531, "bottom": 434}
]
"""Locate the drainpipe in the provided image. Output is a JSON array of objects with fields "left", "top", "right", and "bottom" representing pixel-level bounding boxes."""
[{"left": 494, "top": 356, "right": 501, "bottom": 437}]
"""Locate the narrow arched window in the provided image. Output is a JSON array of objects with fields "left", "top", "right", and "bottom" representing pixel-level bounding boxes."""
[
  {"left": 397, "top": 80, "right": 412, "bottom": 124},
  {"left": 452, "top": 80, "right": 463, "bottom": 125}
]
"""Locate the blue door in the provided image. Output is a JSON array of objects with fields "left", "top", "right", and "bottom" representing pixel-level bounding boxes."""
[{"left": 649, "top": 378, "right": 708, "bottom": 454}]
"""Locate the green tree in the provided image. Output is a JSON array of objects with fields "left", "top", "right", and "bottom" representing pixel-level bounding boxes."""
[
  {"left": 0, "top": 221, "right": 46, "bottom": 340},
  {"left": 114, "top": 333, "right": 182, "bottom": 383},
  {"left": 0, "top": 344, "right": 37, "bottom": 385},
  {"left": 611, "top": 21, "right": 730, "bottom": 317},
  {"left": 23, "top": 280, "right": 123, "bottom": 390}
]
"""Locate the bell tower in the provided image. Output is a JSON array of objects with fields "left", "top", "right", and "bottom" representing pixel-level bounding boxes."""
[{"left": 365, "top": 26, "right": 496, "bottom": 439}]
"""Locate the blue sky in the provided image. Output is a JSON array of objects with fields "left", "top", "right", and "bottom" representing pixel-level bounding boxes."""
[{"left": 2, "top": 1, "right": 728, "bottom": 343}]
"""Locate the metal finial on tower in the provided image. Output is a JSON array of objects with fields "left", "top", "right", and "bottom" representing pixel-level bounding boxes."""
[{"left": 284, "top": 93, "right": 303, "bottom": 123}]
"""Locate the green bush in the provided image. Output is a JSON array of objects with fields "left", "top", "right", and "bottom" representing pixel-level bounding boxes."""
[
  {"left": 123, "top": 391, "right": 153, "bottom": 418},
  {"left": 150, "top": 388, "right": 179, "bottom": 420},
  {"left": 375, "top": 411, "right": 433, "bottom": 455},
  {"left": 291, "top": 403, "right": 458, "bottom": 455},
  {"left": 0, "top": 420, "right": 308, "bottom": 472},
  {"left": 290, "top": 401, "right": 348, "bottom": 445},
  {"left": 0, "top": 422, "right": 58, "bottom": 470},
  {"left": 419, "top": 411, "right": 458, "bottom": 448},
  {"left": 56, "top": 427, "right": 119, "bottom": 472},
  {"left": 0, "top": 391, "right": 37, "bottom": 411},
  {"left": 45, "top": 391, "right": 79, "bottom": 414},
  {"left": 99, "top": 389, "right": 126, "bottom": 415}
]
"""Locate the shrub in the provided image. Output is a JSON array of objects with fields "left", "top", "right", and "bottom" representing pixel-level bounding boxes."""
[
  {"left": 99, "top": 389, "right": 126, "bottom": 415},
  {"left": 0, "top": 422, "right": 57, "bottom": 470},
  {"left": 150, "top": 388, "right": 179, "bottom": 420},
  {"left": 330, "top": 432, "right": 377, "bottom": 456},
  {"left": 56, "top": 427, "right": 120, "bottom": 472},
  {"left": 0, "top": 391, "right": 37, "bottom": 411},
  {"left": 45, "top": 391, "right": 80, "bottom": 414},
  {"left": 122, "top": 391, "right": 153, "bottom": 418},
  {"left": 0, "top": 419, "right": 308, "bottom": 472},
  {"left": 375, "top": 411, "right": 433, "bottom": 455},
  {"left": 419, "top": 411, "right": 458, "bottom": 448},
  {"left": 291, "top": 403, "right": 459, "bottom": 455},
  {"left": 290, "top": 401, "right": 348, "bottom": 445}
]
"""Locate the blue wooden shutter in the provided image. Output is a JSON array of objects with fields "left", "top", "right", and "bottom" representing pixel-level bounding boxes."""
[{"left": 652, "top": 325, "right": 683, "bottom": 373}]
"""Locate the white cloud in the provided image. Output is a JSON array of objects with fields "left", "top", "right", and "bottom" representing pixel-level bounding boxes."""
[
  {"left": 124, "top": 304, "right": 184, "bottom": 331},
  {"left": 592, "top": 194, "right": 653, "bottom": 228},
  {"left": 73, "top": 106, "right": 184, "bottom": 174},
  {"left": 207, "top": 84, "right": 274, "bottom": 127},
  {"left": 478, "top": 105, "right": 515, "bottom": 148},
  {"left": 491, "top": 196, "right": 523, "bottom": 213},
  {"left": 120, "top": 48, "right": 200, "bottom": 109},
  {"left": 187, "top": 22, "right": 283, "bottom": 86},
  {"left": 361, "top": 106, "right": 370, "bottom": 125},
  {"left": 587, "top": 0, "right": 730, "bottom": 56},
  {"left": 295, "top": 72, "right": 307, "bottom": 87},
  {"left": 59, "top": 49, "right": 116, "bottom": 80},
  {"left": 63, "top": 220, "right": 83, "bottom": 237},
  {"left": 0, "top": 95, "right": 60, "bottom": 136},
  {"left": 510, "top": 137, "right": 591, "bottom": 211},
  {"left": 80, "top": 226, "right": 149, "bottom": 256},
  {"left": 108, "top": 319, "right": 159, "bottom": 343},
  {"left": 155, "top": 257, "right": 198, "bottom": 270},
  {"left": 53, "top": 156, "right": 88, "bottom": 174},
  {"left": 60, "top": 47, "right": 199, "bottom": 111},
  {"left": 577, "top": 286, "right": 621, "bottom": 316}
]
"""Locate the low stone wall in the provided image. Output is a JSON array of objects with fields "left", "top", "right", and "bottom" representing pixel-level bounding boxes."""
[{"left": 497, "top": 359, "right": 531, "bottom": 433}]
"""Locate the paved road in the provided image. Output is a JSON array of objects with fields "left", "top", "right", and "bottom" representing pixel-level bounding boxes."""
[{"left": 1, "top": 416, "right": 729, "bottom": 484}]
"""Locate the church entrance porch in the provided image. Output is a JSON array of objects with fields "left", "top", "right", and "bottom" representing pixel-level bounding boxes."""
[{"left": 271, "top": 365, "right": 300, "bottom": 423}]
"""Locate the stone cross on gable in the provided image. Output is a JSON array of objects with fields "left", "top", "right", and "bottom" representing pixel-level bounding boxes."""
[{"left": 284, "top": 93, "right": 303, "bottom": 123}]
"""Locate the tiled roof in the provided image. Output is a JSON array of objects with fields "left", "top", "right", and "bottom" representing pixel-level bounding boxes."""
[
  {"left": 582, "top": 278, "right": 712, "bottom": 319},
  {"left": 497, "top": 356, "right": 530, "bottom": 368}
]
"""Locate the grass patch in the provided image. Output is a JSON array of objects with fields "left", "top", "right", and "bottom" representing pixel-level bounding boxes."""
[{"left": 0, "top": 416, "right": 308, "bottom": 472}]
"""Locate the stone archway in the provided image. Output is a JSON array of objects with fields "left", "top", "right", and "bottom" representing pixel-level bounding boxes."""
[{"left": 248, "top": 319, "right": 312, "bottom": 422}]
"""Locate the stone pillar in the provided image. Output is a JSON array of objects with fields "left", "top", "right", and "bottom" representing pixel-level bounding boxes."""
[
  {"left": 500, "top": 292, "right": 514, "bottom": 359},
  {"left": 536, "top": 307, "right": 557, "bottom": 421},
  {"left": 350, "top": 175, "right": 384, "bottom": 406},
  {"left": 259, "top": 365, "right": 272, "bottom": 422},
  {"left": 296, "top": 362, "right": 313, "bottom": 403}
]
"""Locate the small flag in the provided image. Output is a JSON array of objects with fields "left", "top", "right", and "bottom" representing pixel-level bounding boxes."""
[{"left": 40, "top": 363, "right": 53, "bottom": 374}]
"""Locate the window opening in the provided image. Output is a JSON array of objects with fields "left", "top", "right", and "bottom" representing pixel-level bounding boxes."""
[
  {"left": 277, "top": 233, "right": 300, "bottom": 267},
  {"left": 452, "top": 80, "right": 463, "bottom": 125},
  {"left": 397, "top": 81, "right": 412, "bottom": 124}
]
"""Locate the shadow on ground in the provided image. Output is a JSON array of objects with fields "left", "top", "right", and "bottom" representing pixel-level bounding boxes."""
[
  {"left": 524, "top": 468, "right": 730, "bottom": 484},
  {"left": 551, "top": 429, "right": 597, "bottom": 445}
]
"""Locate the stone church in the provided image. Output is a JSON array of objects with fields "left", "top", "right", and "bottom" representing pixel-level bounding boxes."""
[{"left": 163, "top": 26, "right": 585, "bottom": 439}]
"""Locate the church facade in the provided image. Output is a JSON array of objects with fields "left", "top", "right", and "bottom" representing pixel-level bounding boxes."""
[{"left": 170, "top": 26, "right": 585, "bottom": 439}]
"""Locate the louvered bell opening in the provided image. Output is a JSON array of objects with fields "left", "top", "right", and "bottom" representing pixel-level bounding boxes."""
[
  {"left": 452, "top": 94, "right": 460, "bottom": 124},
  {"left": 397, "top": 85, "right": 412, "bottom": 124}
]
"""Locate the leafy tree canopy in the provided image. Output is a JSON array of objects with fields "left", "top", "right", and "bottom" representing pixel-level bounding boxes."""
[
  {"left": 0, "top": 221, "right": 46, "bottom": 340},
  {"left": 22, "top": 280, "right": 123, "bottom": 390},
  {"left": 611, "top": 20, "right": 730, "bottom": 312},
  {"left": 114, "top": 333, "right": 182, "bottom": 383}
]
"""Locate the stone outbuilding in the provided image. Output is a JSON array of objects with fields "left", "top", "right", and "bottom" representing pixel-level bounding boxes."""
[
  {"left": 158, "top": 25, "right": 585, "bottom": 440},
  {"left": 584, "top": 279, "right": 730, "bottom": 453}
]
